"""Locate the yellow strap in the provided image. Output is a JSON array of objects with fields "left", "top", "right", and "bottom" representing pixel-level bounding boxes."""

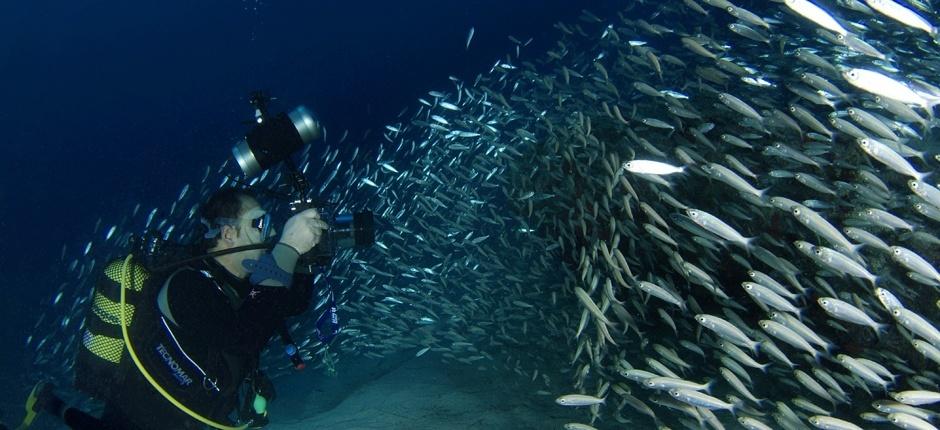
[
  {"left": 14, "top": 384, "right": 40, "bottom": 430},
  {"left": 119, "top": 255, "right": 250, "bottom": 430}
]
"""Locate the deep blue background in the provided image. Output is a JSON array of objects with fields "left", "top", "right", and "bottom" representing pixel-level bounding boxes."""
[{"left": 0, "top": 0, "right": 623, "bottom": 415}]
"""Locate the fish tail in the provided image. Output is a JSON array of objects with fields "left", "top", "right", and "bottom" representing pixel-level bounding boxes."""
[
  {"left": 812, "top": 352, "right": 822, "bottom": 365},
  {"left": 875, "top": 323, "right": 891, "bottom": 337},
  {"left": 924, "top": 105, "right": 937, "bottom": 124}
]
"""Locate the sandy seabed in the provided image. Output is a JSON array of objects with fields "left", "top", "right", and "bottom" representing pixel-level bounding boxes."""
[
  {"left": 2, "top": 352, "right": 596, "bottom": 429},
  {"left": 267, "top": 352, "right": 581, "bottom": 430}
]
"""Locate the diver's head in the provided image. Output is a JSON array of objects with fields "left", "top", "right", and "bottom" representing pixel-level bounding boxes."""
[{"left": 200, "top": 187, "right": 275, "bottom": 278}]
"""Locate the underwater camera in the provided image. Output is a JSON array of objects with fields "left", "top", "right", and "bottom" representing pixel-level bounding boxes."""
[
  {"left": 232, "top": 91, "right": 375, "bottom": 271},
  {"left": 131, "top": 92, "right": 373, "bottom": 274},
  {"left": 289, "top": 198, "right": 375, "bottom": 271}
]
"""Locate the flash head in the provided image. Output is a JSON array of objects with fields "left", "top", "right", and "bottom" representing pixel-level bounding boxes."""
[{"left": 233, "top": 105, "right": 322, "bottom": 178}]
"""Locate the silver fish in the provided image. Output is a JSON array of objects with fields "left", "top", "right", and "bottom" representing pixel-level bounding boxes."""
[{"left": 696, "top": 314, "right": 760, "bottom": 353}]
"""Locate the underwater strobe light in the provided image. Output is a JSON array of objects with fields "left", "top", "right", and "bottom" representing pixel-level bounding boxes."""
[{"left": 232, "top": 91, "right": 322, "bottom": 178}]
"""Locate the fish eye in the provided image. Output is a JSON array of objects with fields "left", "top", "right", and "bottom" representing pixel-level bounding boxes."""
[
  {"left": 892, "top": 309, "right": 901, "bottom": 316},
  {"left": 792, "top": 208, "right": 801, "bottom": 215}
]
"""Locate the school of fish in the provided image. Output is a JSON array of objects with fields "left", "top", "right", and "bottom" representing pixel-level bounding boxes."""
[{"left": 25, "top": 0, "right": 940, "bottom": 428}]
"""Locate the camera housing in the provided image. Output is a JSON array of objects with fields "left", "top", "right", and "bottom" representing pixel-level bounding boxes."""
[{"left": 289, "top": 197, "right": 375, "bottom": 272}]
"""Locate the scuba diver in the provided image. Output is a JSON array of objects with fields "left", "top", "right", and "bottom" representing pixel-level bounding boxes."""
[
  {"left": 15, "top": 93, "right": 373, "bottom": 430},
  {"left": 18, "top": 187, "right": 328, "bottom": 429}
]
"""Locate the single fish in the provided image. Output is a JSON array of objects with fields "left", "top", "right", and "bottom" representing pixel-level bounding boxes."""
[
  {"left": 891, "top": 391, "right": 940, "bottom": 406},
  {"left": 866, "top": 0, "right": 936, "bottom": 35},
  {"left": 783, "top": 0, "right": 849, "bottom": 35},
  {"left": 817, "top": 297, "right": 887, "bottom": 333},
  {"left": 669, "top": 388, "right": 735, "bottom": 411},
  {"left": 622, "top": 160, "right": 685, "bottom": 175},
  {"left": 465, "top": 27, "right": 475, "bottom": 50},
  {"left": 696, "top": 314, "right": 760, "bottom": 353},
  {"left": 686, "top": 208, "right": 756, "bottom": 248},
  {"left": 843, "top": 68, "right": 936, "bottom": 109},
  {"left": 555, "top": 394, "right": 606, "bottom": 406}
]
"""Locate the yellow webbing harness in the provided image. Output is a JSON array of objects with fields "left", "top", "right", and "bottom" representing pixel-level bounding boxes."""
[{"left": 119, "top": 254, "right": 250, "bottom": 430}]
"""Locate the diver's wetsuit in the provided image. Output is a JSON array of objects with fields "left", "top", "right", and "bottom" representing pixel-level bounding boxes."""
[{"left": 63, "top": 257, "right": 313, "bottom": 430}]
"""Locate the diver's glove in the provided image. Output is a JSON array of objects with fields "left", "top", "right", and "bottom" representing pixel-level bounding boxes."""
[{"left": 279, "top": 209, "right": 328, "bottom": 255}]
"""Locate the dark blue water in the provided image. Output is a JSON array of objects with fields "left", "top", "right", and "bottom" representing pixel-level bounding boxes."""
[{"left": 0, "top": 0, "right": 624, "bottom": 420}]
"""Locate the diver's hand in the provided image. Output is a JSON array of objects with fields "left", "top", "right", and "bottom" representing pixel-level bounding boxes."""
[{"left": 278, "top": 209, "right": 328, "bottom": 255}]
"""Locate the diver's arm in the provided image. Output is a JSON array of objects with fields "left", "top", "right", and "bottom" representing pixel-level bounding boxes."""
[
  {"left": 243, "top": 246, "right": 296, "bottom": 287},
  {"left": 253, "top": 208, "right": 325, "bottom": 287},
  {"left": 255, "top": 243, "right": 300, "bottom": 287}
]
